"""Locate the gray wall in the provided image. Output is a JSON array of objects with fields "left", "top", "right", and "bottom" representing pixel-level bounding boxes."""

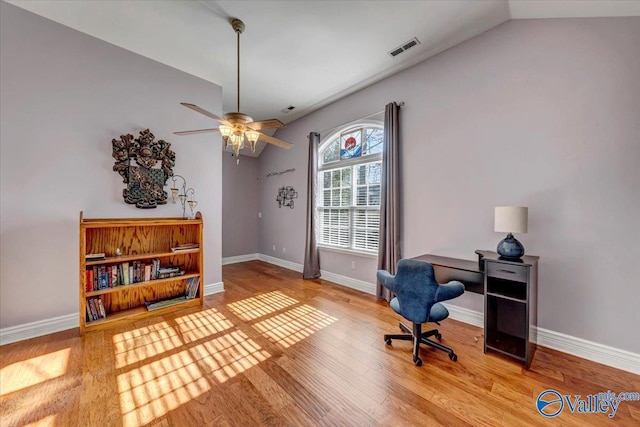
[
  {"left": 222, "top": 154, "right": 260, "bottom": 257},
  {"left": 0, "top": 3, "right": 223, "bottom": 328},
  {"left": 260, "top": 17, "right": 640, "bottom": 354}
]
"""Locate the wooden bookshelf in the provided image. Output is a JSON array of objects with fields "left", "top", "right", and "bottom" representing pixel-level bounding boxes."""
[{"left": 79, "top": 211, "right": 204, "bottom": 334}]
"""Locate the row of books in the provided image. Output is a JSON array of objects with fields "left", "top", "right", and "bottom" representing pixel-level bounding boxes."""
[
  {"left": 85, "top": 260, "right": 184, "bottom": 291},
  {"left": 144, "top": 277, "right": 201, "bottom": 312},
  {"left": 86, "top": 296, "right": 107, "bottom": 321}
]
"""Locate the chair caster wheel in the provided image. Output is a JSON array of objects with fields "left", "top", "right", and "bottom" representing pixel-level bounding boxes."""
[
  {"left": 435, "top": 332, "right": 442, "bottom": 340},
  {"left": 385, "top": 338, "right": 392, "bottom": 345},
  {"left": 449, "top": 353, "right": 457, "bottom": 362},
  {"left": 413, "top": 356, "right": 422, "bottom": 366}
]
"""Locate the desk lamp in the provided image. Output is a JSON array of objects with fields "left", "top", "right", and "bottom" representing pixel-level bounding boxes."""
[{"left": 494, "top": 206, "right": 528, "bottom": 260}]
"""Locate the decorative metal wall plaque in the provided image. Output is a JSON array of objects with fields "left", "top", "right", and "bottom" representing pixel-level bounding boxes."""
[
  {"left": 276, "top": 186, "right": 298, "bottom": 209},
  {"left": 112, "top": 129, "right": 175, "bottom": 208}
]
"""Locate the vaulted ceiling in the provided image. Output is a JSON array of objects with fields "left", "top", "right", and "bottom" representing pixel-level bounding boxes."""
[{"left": 8, "top": 0, "right": 639, "bottom": 155}]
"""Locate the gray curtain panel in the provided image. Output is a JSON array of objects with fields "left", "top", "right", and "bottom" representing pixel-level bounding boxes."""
[
  {"left": 377, "top": 102, "right": 401, "bottom": 301},
  {"left": 303, "top": 132, "right": 321, "bottom": 279}
]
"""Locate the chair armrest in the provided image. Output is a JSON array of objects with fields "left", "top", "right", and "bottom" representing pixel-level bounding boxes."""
[
  {"left": 376, "top": 270, "right": 396, "bottom": 293},
  {"left": 435, "top": 281, "right": 465, "bottom": 303}
]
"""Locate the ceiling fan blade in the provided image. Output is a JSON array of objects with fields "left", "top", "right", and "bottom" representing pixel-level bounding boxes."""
[
  {"left": 247, "top": 119, "right": 285, "bottom": 131},
  {"left": 174, "top": 128, "right": 220, "bottom": 136},
  {"left": 257, "top": 132, "right": 293, "bottom": 149},
  {"left": 180, "top": 103, "right": 230, "bottom": 125}
]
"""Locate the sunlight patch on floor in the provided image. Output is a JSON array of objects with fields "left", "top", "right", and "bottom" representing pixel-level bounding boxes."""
[
  {"left": 253, "top": 304, "right": 337, "bottom": 348},
  {"left": 115, "top": 317, "right": 270, "bottom": 425},
  {"left": 113, "top": 308, "right": 235, "bottom": 369},
  {"left": 226, "top": 291, "right": 299, "bottom": 321},
  {"left": 175, "top": 307, "right": 234, "bottom": 343},
  {"left": 189, "top": 330, "right": 271, "bottom": 383},
  {"left": 117, "top": 349, "right": 210, "bottom": 426},
  {"left": 0, "top": 348, "right": 70, "bottom": 396},
  {"left": 113, "top": 321, "right": 183, "bottom": 369}
]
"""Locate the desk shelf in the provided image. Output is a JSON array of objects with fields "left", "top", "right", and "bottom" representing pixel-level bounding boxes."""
[
  {"left": 486, "top": 277, "right": 527, "bottom": 301},
  {"left": 485, "top": 332, "right": 527, "bottom": 361}
]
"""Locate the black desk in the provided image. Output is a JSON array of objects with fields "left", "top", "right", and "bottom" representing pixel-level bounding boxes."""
[
  {"left": 413, "top": 250, "right": 539, "bottom": 369},
  {"left": 412, "top": 253, "right": 484, "bottom": 294}
]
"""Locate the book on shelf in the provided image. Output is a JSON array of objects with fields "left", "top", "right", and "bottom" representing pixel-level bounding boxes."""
[
  {"left": 122, "top": 262, "right": 130, "bottom": 285},
  {"left": 88, "top": 298, "right": 99, "bottom": 321},
  {"left": 86, "top": 253, "right": 106, "bottom": 261},
  {"left": 111, "top": 266, "right": 119, "bottom": 287},
  {"left": 185, "top": 277, "right": 200, "bottom": 299},
  {"left": 170, "top": 243, "right": 199, "bottom": 252},
  {"left": 144, "top": 264, "right": 152, "bottom": 282},
  {"left": 152, "top": 258, "right": 160, "bottom": 280},
  {"left": 107, "top": 266, "right": 113, "bottom": 288},
  {"left": 85, "top": 269, "right": 93, "bottom": 292},
  {"left": 98, "top": 266, "right": 108, "bottom": 290},
  {"left": 157, "top": 270, "right": 185, "bottom": 279},
  {"left": 96, "top": 298, "right": 107, "bottom": 318}
]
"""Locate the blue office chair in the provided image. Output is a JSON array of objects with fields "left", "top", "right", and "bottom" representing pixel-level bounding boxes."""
[{"left": 378, "top": 259, "right": 465, "bottom": 366}]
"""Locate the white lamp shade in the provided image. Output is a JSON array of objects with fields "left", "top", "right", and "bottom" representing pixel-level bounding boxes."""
[{"left": 495, "top": 206, "right": 528, "bottom": 234}]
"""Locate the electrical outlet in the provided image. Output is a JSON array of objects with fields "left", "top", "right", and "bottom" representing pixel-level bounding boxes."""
[
  {"left": 272, "top": 245, "right": 276, "bottom": 251},
  {"left": 283, "top": 247, "right": 286, "bottom": 253},
  {"left": 258, "top": 212, "right": 262, "bottom": 218},
  {"left": 351, "top": 261, "right": 356, "bottom": 269}
]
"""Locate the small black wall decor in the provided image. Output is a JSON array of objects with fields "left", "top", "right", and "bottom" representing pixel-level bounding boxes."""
[
  {"left": 276, "top": 186, "right": 298, "bottom": 209},
  {"left": 112, "top": 129, "right": 175, "bottom": 209}
]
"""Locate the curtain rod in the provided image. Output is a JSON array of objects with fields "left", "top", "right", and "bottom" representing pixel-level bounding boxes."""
[{"left": 314, "top": 101, "right": 404, "bottom": 137}]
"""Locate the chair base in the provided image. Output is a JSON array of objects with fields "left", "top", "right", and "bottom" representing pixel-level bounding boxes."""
[{"left": 384, "top": 322, "right": 458, "bottom": 366}]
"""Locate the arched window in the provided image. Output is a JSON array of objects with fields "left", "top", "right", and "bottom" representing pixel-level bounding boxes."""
[{"left": 317, "top": 121, "right": 383, "bottom": 253}]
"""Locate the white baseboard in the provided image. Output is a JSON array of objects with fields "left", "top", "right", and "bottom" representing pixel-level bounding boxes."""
[
  {"left": 0, "top": 313, "right": 78, "bottom": 346},
  {"left": 0, "top": 282, "right": 225, "bottom": 346},
  {"left": 442, "top": 303, "right": 484, "bottom": 328},
  {"left": 319, "top": 270, "right": 376, "bottom": 295},
  {"left": 257, "top": 253, "right": 376, "bottom": 294},
  {"left": 535, "top": 326, "right": 640, "bottom": 375},
  {"left": 204, "top": 281, "right": 225, "bottom": 295},
  {"left": 222, "top": 253, "right": 259, "bottom": 265},
  {"left": 258, "top": 253, "right": 303, "bottom": 273}
]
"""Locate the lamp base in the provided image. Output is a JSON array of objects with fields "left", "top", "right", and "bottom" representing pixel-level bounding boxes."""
[{"left": 497, "top": 233, "right": 525, "bottom": 260}]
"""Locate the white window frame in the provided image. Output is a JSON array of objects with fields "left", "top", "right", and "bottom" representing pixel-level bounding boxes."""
[{"left": 316, "top": 120, "right": 383, "bottom": 255}]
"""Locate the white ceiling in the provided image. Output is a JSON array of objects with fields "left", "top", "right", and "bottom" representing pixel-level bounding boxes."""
[{"left": 7, "top": 0, "right": 640, "bottom": 156}]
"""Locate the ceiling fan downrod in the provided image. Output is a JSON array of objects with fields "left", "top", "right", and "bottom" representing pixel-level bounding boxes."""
[{"left": 231, "top": 19, "right": 245, "bottom": 113}]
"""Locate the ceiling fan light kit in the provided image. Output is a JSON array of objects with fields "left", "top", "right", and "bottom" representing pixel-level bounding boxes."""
[{"left": 175, "top": 18, "right": 293, "bottom": 157}]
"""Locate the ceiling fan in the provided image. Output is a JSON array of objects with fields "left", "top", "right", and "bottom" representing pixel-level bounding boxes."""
[{"left": 174, "top": 18, "right": 293, "bottom": 155}]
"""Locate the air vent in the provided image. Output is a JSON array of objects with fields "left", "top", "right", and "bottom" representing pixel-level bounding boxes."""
[
  {"left": 388, "top": 37, "right": 421, "bottom": 58},
  {"left": 281, "top": 105, "right": 296, "bottom": 113}
]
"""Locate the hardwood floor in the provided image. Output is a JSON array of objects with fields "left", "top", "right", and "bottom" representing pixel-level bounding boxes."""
[{"left": 1, "top": 260, "right": 639, "bottom": 426}]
